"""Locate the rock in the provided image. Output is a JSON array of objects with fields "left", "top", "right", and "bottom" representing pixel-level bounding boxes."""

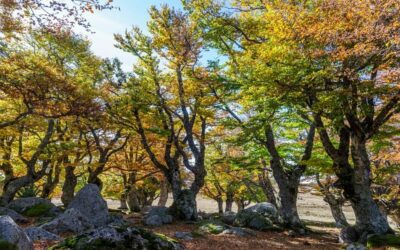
[
  {"left": 145, "top": 215, "right": 163, "bottom": 227},
  {"left": 144, "top": 206, "right": 173, "bottom": 226},
  {"left": 40, "top": 208, "right": 93, "bottom": 234},
  {"left": 67, "top": 184, "right": 110, "bottom": 227},
  {"left": 221, "top": 211, "right": 236, "bottom": 225},
  {"left": 234, "top": 210, "right": 273, "bottom": 231},
  {"left": 24, "top": 227, "right": 60, "bottom": 241},
  {"left": 244, "top": 202, "right": 278, "bottom": 221},
  {"left": 221, "top": 227, "right": 256, "bottom": 237},
  {"left": 51, "top": 226, "right": 183, "bottom": 250},
  {"left": 0, "top": 207, "right": 28, "bottom": 224},
  {"left": 174, "top": 232, "right": 193, "bottom": 240},
  {"left": 345, "top": 243, "right": 366, "bottom": 250},
  {"left": 367, "top": 234, "right": 400, "bottom": 248},
  {"left": 339, "top": 226, "right": 359, "bottom": 243},
  {"left": 197, "top": 220, "right": 226, "bottom": 234},
  {"left": 0, "top": 215, "right": 33, "bottom": 250},
  {"left": 8, "top": 197, "right": 55, "bottom": 216}
]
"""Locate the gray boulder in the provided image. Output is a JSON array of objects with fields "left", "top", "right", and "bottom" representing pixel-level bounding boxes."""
[
  {"left": 24, "top": 227, "right": 60, "bottom": 241},
  {"left": 144, "top": 206, "right": 173, "bottom": 226},
  {"left": 221, "top": 227, "right": 256, "bottom": 237},
  {"left": 0, "top": 215, "right": 33, "bottom": 250},
  {"left": 67, "top": 184, "right": 110, "bottom": 227},
  {"left": 244, "top": 202, "right": 278, "bottom": 221},
  {"left": 345, "top": 243, "right": 366, "bottom": 250},
  {"left": 234, "top": 210, "right": 274, "bottom": 231},
  {"left": 221, "top": 211, "right": 237, "bottom": 225},
  {"left": 52, "top": 226, "right": 183, "bottom": 250},
  {"left": 145, "top": 215, "right": 163, "bottom": 227},
  {"left": 7, "top": 197, "right": 54, "bottom": 215},
  {"left": 40, "top": 208, "right": 93, "bottom": 234},
  {"left": 174, "top": 231, "right": 193, "bottom": 240},
  {"left": 0, "top": 207, "right": 28, "bottom": 223}
]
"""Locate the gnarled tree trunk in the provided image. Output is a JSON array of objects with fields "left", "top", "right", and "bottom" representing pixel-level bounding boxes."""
[
  {"left": 158, "top": 178, "right": 169, "bottom": 207},
  {"left": 61, "top": 165, "right": 77, "bottom": 206}
]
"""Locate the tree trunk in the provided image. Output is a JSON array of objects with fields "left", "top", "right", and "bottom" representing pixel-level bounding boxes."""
[
  {"left": 325, "top": 195, "right": 348, "bottom": 228},
  {"left": 88, "top": 172, "right": 103, "bottom": 191},
  {"left": 170, "top": 188, "right": 197, "bottom": 220},
  {"left": 225, "top": 191, "right": 234, "bottom": 212},
  {"left": 61, "top": 166, "right": 77, "bottom": 207},
  {"left": 1, "top": 175, "right": 34, "bottom": 203},
  {"left": 275, "top": 176, "right": 302, "bottom": 228},
  {"left": 217, "top": 197, "right": 223, "bottom": 214},
  {"left": 119, "top": 191, "right": 128, "bottom": 210},
  {"left": 126, "top": 187, "right": 141, "bottom": 212},
  {"left": 41, "top": 162, "right": 61, "bottom": 198},
  {"left": 158, "top": 178, "right": 169, "bottom": 207},
  {"left": 348, "top": 135, "right": 391, "bottom": 237},
  {"left": 258, "top": 159, "right": 278, "bottom": 208},
  {"left": 236, "top": 200, "right": 244, "bottom": 212}
]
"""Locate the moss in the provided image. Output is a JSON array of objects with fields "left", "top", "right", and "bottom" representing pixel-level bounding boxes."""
[
  {"left": 0, "top": 240, "right": 18, "bottom": 250},
  {"left": 367, "top": 234, "right": 400, "bottom": 248},
  {"left": 23, "top": 203, "right": 53, "bottom": 217},
  {"left": 197, "top": 219, "right": 226, "bottom": 234}
]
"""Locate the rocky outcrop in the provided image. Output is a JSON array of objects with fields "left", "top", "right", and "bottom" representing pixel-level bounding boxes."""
[
  {"left": 0, "top": 215, "right": 33, "bottom": 250},
  {"left": 50, "top": 226, "right": 184, "bottom": 250},
  {"left": 67, "top": 184, "right": 110, "bottom": 227},
  {"left": 40, "top": 208, "right": 93, "bottom": 234}
]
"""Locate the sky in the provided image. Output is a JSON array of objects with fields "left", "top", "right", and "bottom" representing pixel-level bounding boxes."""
[{"left": 76, "top": 0, "right": 183, "bottom": 71}]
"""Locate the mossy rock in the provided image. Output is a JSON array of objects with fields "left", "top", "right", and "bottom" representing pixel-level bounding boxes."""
[
  {"left": 234, "top": 211, "right": 273, "bottom": 231},
  {"left": 367, "top": 234, "right": 400, "bottom": 248},
  {"left": 197, "top": 219, "right": 227, "bottom": 234},
  {"left": 0, "top": 240, "right": 18, "bottom": 250},
  {"left": 22, "top": 203, "right": 53, "bottom": 217},
  {"left": 49, "top": 226, "right": 182, "bottom": 250}
]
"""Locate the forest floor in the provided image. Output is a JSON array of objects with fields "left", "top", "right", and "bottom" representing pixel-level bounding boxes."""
[{"left": 47, "top": 185, "right": 398, "bottom": 250}]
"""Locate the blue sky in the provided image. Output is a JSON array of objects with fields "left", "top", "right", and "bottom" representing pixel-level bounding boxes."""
[{"left": 77, "top": 0, "right": 183, "bottom": 70}]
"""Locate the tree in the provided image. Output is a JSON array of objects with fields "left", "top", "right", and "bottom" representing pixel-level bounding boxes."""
[
  {"left": 113, "top": 5, "right": 216, "bottom": 220},
  {"left": 187, "top": 0, "right": 399, "bottom": 237}
]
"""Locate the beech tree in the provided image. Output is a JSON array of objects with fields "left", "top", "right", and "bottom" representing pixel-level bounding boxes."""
[
  {"left": 186, "top": 0, "right": 399, "bottom": 237},
  {"left": 113, "top": 5, "right": 216, "bottom": 220}
]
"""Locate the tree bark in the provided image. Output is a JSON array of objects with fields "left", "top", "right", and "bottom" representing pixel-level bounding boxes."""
[
  {"left": 61, "top": 166, "right": 77, "bottom": 207},
  {"left": 217, "top": 197, "right": 223, "bottom": 214},
  {"left": 258, "top": 159, "right": 278, "bottom": 208},
  {"left": 349, "top": 135, "right": 391, "bottom": 236},
  {"left": 316, "top": 174, "right": 348, "bottom": 228},
  {"left": 41, "top": 161, "right": 61, "bottom": 198},
  {"left": 263, "top": 123, "right": 315, "bottom": 229},
  {"left": 158, "top": 178, "right": 169, "bottom": 207},
  {"left": 225, "top": 191, "right": 234, "bottom": 212}
]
